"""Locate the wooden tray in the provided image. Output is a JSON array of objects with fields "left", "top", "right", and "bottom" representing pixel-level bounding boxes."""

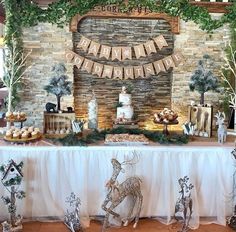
[{"left": 4, "top": 134, "right": 42, "bottom": 143}]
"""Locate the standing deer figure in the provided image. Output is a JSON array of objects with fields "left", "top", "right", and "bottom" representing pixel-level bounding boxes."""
[
  {"left": 215, "top": 111, "right": 227, "bottom": 144},
  {"left": 174, "top": 176, "right": 194, "bottom": 232},
  {"left": 101, "top": 155, "right": 143, "bottom": 231}
]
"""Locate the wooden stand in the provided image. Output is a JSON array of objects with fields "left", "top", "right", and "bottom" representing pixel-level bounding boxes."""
[
  {"left": 43, "top": 112, "right": 75, "bottom": 138},
  {"left": 154, "top": 121, "right": 179, "bottom": 135}
]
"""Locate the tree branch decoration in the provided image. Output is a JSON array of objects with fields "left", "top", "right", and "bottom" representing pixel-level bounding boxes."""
[
  {"left": 0, "top": 160, "right": 25, "bottom": 231},
  {"left": 189, "top": 54, "right": 220, "bottom": 105},
  {"left": 1, "top": 37, "right": 31, "bottom": 129},
  {"left": 44, "top": 63, "right": 72, "bottom": 112},
  {"left": 221, "top": 43, "right": 236, "bottom": 131}
]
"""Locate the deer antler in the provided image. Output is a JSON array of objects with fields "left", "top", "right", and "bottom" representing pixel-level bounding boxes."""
[{"left": 121, "top": 151, "right": 140, "bottom": 166}]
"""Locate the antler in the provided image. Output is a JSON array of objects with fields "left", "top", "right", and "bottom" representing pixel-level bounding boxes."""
[
  {"left": 121, "top": 151, "right": 140, "bottom": 166},
  {"left": 214, "top": 111, "right": 221, "bottom": 119}
]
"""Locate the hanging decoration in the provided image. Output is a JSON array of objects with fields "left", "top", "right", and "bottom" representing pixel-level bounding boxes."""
[
  {"left": 77, "top": 34, "right": 168, "bottom": 60},
  {"left": 65, "top": 49, "right": 184, "bottom": 80}
]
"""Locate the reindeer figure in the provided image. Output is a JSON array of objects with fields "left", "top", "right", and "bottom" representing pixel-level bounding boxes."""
[
  {"left": 174, "top": 176, "right": 194, "bottom": 232},
  {"left": 101, "top": 155, "right": 143, "bottom": 231},
  {"left": 215, "top": 111, "right": 227, "bottom": 144}
]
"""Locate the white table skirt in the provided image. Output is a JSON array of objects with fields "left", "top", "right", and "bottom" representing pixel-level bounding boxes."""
[{"left": 0, "top": 145, "right": 234, "bottom": 229}]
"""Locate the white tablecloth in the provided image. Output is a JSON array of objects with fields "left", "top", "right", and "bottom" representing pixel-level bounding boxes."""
[{"left": 0, "top": 145, "right": 234, "bottom": 229}]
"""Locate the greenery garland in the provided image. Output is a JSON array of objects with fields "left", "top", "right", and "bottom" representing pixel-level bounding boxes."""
[
  {"left": 9, "top": 0, "right": 236, "bottom": 32},
  {"left": 56, "top": 127, "right": 189, "bottom": 146}
]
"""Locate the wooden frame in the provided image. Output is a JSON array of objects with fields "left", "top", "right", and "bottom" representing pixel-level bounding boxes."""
[
  {"left": 188, "top": 106, "right": 213, "bottom": 138},
  {"left": 70, "top": 6, "right": 180, "bottom": 34}
]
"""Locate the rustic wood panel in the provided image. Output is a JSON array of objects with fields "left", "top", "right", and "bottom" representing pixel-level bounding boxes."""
[
  {"left": 73, "top": 18, "right": 174, "bottom": 129},
  {"left": 70, "top": 8, "right": 180, "bottom": 34}
]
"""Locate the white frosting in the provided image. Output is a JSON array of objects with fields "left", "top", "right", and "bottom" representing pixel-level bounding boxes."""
[
  {"left": 117, "top": 106, "right": 134, "bottom": 119},
  {"left": 119, "top": 93, "right": 132, "bottom": 106}
]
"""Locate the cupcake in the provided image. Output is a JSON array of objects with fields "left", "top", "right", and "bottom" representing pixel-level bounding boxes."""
[
  {"left": 5, "top": 112, "right": 13, "bottom": 121},
  {"left": 13, "top": 132, "right": 20, "bottom": 139},
  {"left": 31, "top": 131, "right": 38, "bottom": 139},
  {"left": 20, "top": 112, "right": 26, "bottom": 120},
  {"left": 34, "top": 128, "right": 40, "bottom": 133},
  {"left": 5, "top": 130, "right": 12, "bottom": 139},
  {"left": 21, "top": 132, "right": 29, "bottom": 139},
  {"left": 28, "top": 126, "right": 34, "bottom": 133},
  {"left": 13, "top": 112, "right": 18, "bottom": 120}
]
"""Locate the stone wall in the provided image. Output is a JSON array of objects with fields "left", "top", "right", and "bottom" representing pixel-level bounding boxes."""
[{"left": 20, "top": 14, "right": 230, "bottom": 130}]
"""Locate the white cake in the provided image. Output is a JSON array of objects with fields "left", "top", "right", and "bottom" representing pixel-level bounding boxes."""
[{"left": 116, "top": 87, "right": 134, "bottom": 120}]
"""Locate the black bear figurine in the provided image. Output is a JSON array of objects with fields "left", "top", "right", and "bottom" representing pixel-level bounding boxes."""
[{"left": 46, "top": 102, "right": 57, "bottom": 113}]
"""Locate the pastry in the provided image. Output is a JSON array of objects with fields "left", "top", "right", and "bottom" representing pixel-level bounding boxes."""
[
  {"left": 13, "top": 132, "right": 20, "bottom": 139},
  {"left": 5, "top": 131, "right": 12, "bottom": 139},
  {"left": 31, "top": 131, "right": 38, "bottom": 139},
  {"left": 28, "top": 126, "right": 34, "bottom": 133},
  {"left": 20, "top": 112, "right": 26, "bottom": 120},
  {"left": 21, "top": 132, "right": 29, "bottom": 139},
  {"left": 6, "top": 112, "right": 13, "bottom": 121}
]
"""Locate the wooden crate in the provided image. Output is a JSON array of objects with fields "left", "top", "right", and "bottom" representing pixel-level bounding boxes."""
[{"left": 43, "top": 112, "right": 75, "bottom": 138}]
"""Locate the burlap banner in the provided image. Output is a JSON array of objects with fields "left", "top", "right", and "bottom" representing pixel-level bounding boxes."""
[
  {"left": 65, "top": 50, "right": 184, "bottom": 80},
  {"left": 76, "top": 34, "right": 169, "bottom": 60}
]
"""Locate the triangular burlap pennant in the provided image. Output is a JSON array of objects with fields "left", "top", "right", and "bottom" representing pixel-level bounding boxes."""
[
  {"left": 112, "top": 47, "right": 122, "bottom": 61},
  {"left": 172, "top": 52, "right": 185, "bottom": 66},
  {"left": 113, "top": 67, "right": 123, "bottom": 79},
  {"left": 163, "top": 56, "right": 175, "bottom": 70},
  {"left": 102, "top": 65, "right": 113, "bottom": 78},
  {"left": 124, "top": 66, "right": 134, "bottom": 79},
  {"left": 73, "top": 54, "right": 85, "bottom": 69},
  {"left": 77, "top": 36, "right": 91, "bottom": 52},
  {"left": 143, "top": 63, "right": 155, "bottom": 77},
  {"left": 153, "top": 60, "right": 166, "bottom": 74},
  {"left": 134, "top": 44, "right": 146, "bottom": 59},
  {"left": 88, "top": 41, "right": 100, "bottom": 57},
  {"left": 144, "top": 40, "right": 157, "bottom": 55},
  {"left": 122, "top": 47, "right": 132, "bottom": 60},
  {"left": 153, "top": 35, "right": 168, "bottom": 50},
  {"left": 81, "top": 58, "right": 94, "bottom": 73},
  {"left": 100, "top": 45, "right": 111, "bottom": 60},
  {"left": 92, "top": 62, "right": 104, "bottom": 77},
  {"left": 65, "top": 49, "right": 76, "bottom": 62},
  {"left": 134, "top": 66, "right": 144, "bottom": 79}
]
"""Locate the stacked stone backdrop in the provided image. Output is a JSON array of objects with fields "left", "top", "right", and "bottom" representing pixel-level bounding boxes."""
[
  {"left": 74, "top": 18, "right": 173, "bottom": 129},
  {"left": 19, "top": 15, "right": 230, "bottom": 130}
]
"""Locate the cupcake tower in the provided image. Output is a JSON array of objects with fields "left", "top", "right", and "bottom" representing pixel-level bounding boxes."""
[
  {"left": 154, "top": 108, "right": 178, "bottom": 124},
  {"left": 5, "top": 126, "right": 41, "bottom": 141},
  {"left": 5, "top": 112, "right": 26, "bottom": 122}
]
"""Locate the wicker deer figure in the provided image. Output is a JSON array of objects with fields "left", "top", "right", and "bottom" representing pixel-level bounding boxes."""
[{"left": 101, "top": 154, "right": 143, "bottom": 231}]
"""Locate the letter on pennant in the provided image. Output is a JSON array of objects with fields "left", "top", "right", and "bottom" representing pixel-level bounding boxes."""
[
  {"left": 134, "top": 44, "right": 146, "bottom": 59},
  {"left": 153, "top": 35, "right": 168, "bottom": 50},
  {"left": 163, "top": 56, "right": 175, "bottom": 70},
  {"left": 74, "top": 54, "right": 85, "bottom": 69},
  {"left": 113, "top": 67, "right": 123, "bottom": 79},
  {"left": 88, "top": 41, "right": 100, "bottom": 57},
  {"left": 144, "top": 40, "right": 157, "bottom": 55},
  {"left": 124, "top": 66, "right": 134, "bottom": 79},
  {"left": 153, "top": 60, "right": 166, "bottom": 74},
  {"left": 92, "top": 62, "right": 104, "bottom": 77},
  {"left": 112, "top": 47, "right": 122, "bottom": 61},
  {"left": 65, "top": 49, "right": 75, "bottom": 62},
  {"left": 81, "top": 59, "right": 94, "bottom": 73},
  {"left": 144, "top": 63, "right": 155, "bottom": 77},
  {"left": 102, "top": 65, "right": 113, "bottom": 78},
  {"left": 134, "top": 66, "right": 144, "bottom": 78},
  {"left": 122, "top": 47, "right": 132, "bottom": 60},
  {"left": 172, "top": 52, "right": 185, "bottom": 66},
  {"left": 77, "top": 36, "right": 91, "bottom": 52},
  {"left": 100, "top": 45, "right": 111, "bottom": 60}
]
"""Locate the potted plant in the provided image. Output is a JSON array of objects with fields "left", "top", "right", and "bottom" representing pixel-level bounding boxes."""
[
  {"left": 189, "top": 54, "right": 220, "bottom": 105},
  {"left": 44, "top": 63, "right": 72, "bottom": 112}
]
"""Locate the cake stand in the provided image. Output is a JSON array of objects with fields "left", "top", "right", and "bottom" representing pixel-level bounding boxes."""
[
  {"left": 5, "top": 118, "right": 27, "bottom": 129},
  {"left": 154, "top": 120, "right": 179, "bottom": 135}
]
